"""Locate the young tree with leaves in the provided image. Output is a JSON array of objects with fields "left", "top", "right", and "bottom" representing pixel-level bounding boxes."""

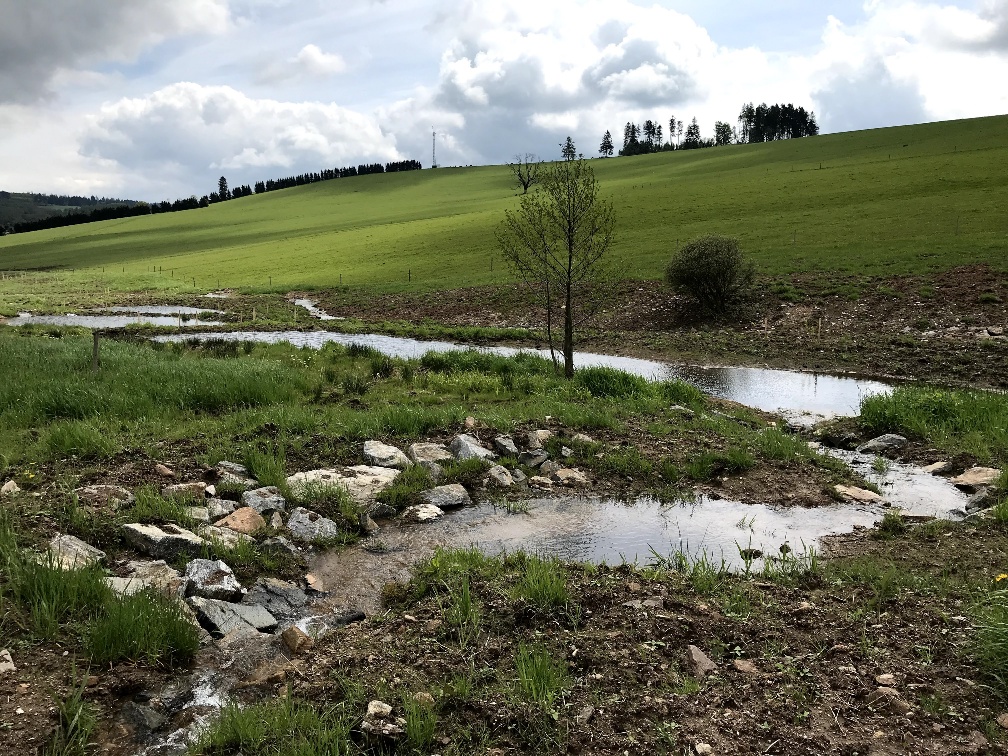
[{"left": 497, "top": 148, "right": 616, "bottom": 377}]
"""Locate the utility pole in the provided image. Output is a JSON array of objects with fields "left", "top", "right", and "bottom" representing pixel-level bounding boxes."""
[{"left": 432, "top": 127, "right": 437, "bottom": 169}]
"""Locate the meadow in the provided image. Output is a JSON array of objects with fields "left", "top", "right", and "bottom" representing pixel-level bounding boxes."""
[{"left": 0, "top": 115, "right": 1006, "bottom": 314}]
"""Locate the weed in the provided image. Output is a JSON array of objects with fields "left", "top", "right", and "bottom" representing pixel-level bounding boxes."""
[
  {"left": 512, "top": 555, "right": 570, "bottom": 614},
  {"left": 443, "top": 577, "right": 481, "bottom": 647},
  {"left": 44, "top": 670, "right": 96, "bottom": 756},
  {"left": 243, "top": 445, "right": 287, "bottom": 488},
  {"left": 871, "top": 455, "right": 891, "bottom": 475},
  {"left": 376, "top": 464, "right": 433, "bottom": 511},
  {"left": 973, "top": 589, "right": 1008, "bottom": 697},
  {"left": 440, "top": 458, "right": 490, "bottom": 488},
  {"left": 875, "top": 510, "right": 907, "bottom": 539},
  {"left": 513, "top": 643, "right": 568, "bottom": 709},
  {"left": 403, "top": 695, "right": 438, "bottom": 752},
  {"left": 85, "top": 588, "right": 200, "bottom": 666},
  {"left": 339, "top": 372, "right": 370, "bottom": 396},
  {"left": 575, "top": 366, "right": 649, "bottom": 398}
]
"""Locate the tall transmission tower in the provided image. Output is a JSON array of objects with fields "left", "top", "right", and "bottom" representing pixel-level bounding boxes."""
[{"left": 432, "top": 127, "right": 437, "bottom": 168}]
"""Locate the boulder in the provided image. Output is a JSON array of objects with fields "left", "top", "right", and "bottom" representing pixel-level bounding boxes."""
[
  {"left": 401, "top": 503, "right": 444, "bottom": 523},
  {"left": 493, "top": 435, "right": 519, "bottom": 456},
  {"left": 243, "top": 578, "right": 308, "bottom": 620},
  {"left": 184, "top": 559, "right": 243, "bottom": 602},
  {"left": 1, "top": 480, "right": 20, "bottom": 495},
  {"left": 450, "top": 434, "right": 496, "bottom": 462},
  {"left": 951, "top": 467, "right": 1001, "bottom": 491},
  {"left": 407, "top": 442, "right": 455, "bottom": 466},
  {"left": 922, "top": 460, "right": 952, "bottom": 475},
  {"left": 420, "top": 484, "right": 471, "bottom": 510},
  {"left": 539, "top": 460, "right": 562, "bottom": 476},
  {"left": 510, "top": 468, "right": 528, "bottom": 486},
  {"left": 73, "top": 484, "right": 135, "bottom": 510},
  {"left": 856, "top": 434, "right": 907, "bottom": 454},
  {"left": 686, "top": 644, "right": 717, "bottom": 678},
  {"left": 202, "top": 526, "right": 253, "bottom": 550},
  {"left": 519, "top": 451, "right": 549, "bottom": 468},
  {"left": 214, "top": 507, "right": 267, "bottom": 535},
  {"left": 363, "top": 440, "right": 411, "bottom": 470},
  {"left": 834, "top": 485, "right": 884, "bottom": 503},
  {"left": 286, "top": 507, "right": 342, "bottom": 543},
  {"left": 286, "top": 466, "right": 400, "bottom": 505},
  {"left": 161, "top": 482, "right": 207, "bottom": 501},
  {"left": 527, "top": 429, "right": 553, "bottom": 450},
  {"left": 529, "top": 475, "right": 553, "bottom": 489},
  {"left": 122, "top": 523, "right": 205, "bottom": 560},
  {"left": 261, "top": 535, "right": 301, "bottom": 558},
  {"left": 47, "top": 534, "right": 105, "bottom": 570},
  {"left": 241, "top": 486, "right": 287, "bottom": 514},
  {"left": 207, "top": 498, "right": 237, "bottom": 520},
  {"left": 107, "top": 560, "right": 186, "bottom": 598},
  {"left": 186, "top": 596, "right": 277, "bottom": 638},
  {"left": 551, "top": 468, "right": 589, "bottom": 486},
  {"left": 486, "top": 465, "right": 514, "bottom": 487}
]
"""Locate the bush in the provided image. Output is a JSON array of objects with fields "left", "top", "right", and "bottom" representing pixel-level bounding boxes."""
[{"left": 665, "top": 235, "right": 755, "bottom": 315}]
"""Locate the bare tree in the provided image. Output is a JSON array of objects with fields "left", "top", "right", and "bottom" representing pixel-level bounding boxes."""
[
  {"left": 508, "top": 153, "right": 542, "bottom": 194},
  {"left": 497, "top": 153, "right": 616, "bottom": 377}
]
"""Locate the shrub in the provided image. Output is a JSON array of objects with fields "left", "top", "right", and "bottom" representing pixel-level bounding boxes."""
[{"left": 665, "top": 235, "right": 755, "bottom": 315}]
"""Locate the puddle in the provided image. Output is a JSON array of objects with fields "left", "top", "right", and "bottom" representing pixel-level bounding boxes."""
[
  {"left": 156, "top": 330, "right": 891, "bottom": 421},
  {"left": 6, "top": 313, "right": 224, "bottom": 328},
  {"left": 99, "top": 306, "right": 224, "bottom": 316},
  {"left": 292, "top": 298, "right": 344, "bottom": 321}
]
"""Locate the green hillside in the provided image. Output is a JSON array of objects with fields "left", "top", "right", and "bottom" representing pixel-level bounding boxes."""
[{"left": 1, "top": 116, "right": 1005, "bottom": 310}]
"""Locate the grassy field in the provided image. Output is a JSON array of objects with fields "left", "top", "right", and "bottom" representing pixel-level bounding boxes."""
[{"left": 0, "top": 116, "right": 1005, "bottom": 314}]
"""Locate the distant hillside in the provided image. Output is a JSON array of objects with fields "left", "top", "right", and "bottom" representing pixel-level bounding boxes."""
[{"left": 0, "top": 191, "right": 141, "bottom": 230}]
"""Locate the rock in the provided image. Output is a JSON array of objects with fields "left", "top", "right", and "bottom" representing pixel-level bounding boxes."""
[
  {"left": 154, "top": 463, "right": 175, "bottom": 478},
  {"left": 107, "top": 560, "right": 186, "bottom": 598},
  {"left": 1, "top": 480, "right": 20, "bottom": 495},
  {"left": 0, "top": 649, "right": 15, "bottom": 675},
  {"left": 870, "top": 686, "right": 912, "bottom": 715},
  {"left": 184, "top": 559, "right": 243, "bottom": 602},
  {"left": 286, "top": 466, "right": 400, "bottom": 505},
  {"left": 161, "top": 482, "right": 207, "bottom": 501},
  {"left": 572, "top": 433, "right": 594, "bottom": 444},
  {"left": 305, "top": 573, "right": 324, "bottom": 592},
  {"left": 695, "top": 745, "right": 713, "bottom": 755},
  {"left": 997, "top": 712, "right": 1008, "bottom": 730},
  {"left": 486, "top": 465, "right": 514, "bottom": 487},
  {"left": 856, "top": 434, "right": 908, "bottom": 454},
  {"left": 241, "top": 486, "right": 287, "bottom": 514},
  {"left": 186, "top": 596, "right": 277, "bottom": 638},
  {"left": 47, "top": 534, "right": 105, "bottom": 570},
  {"left": 214, "top": 507, "right": 267, "bottom": 535},
  {"left": 420, "top": 484, "right": 471, "bottom": 510},
  {"left": 529, "top": 475, "right": 553, "bottom": 489},
  {"left": 261, "top": 535, "right": 301, "bottom": 558},
  {"left": 732, "top": 658, "right": 759, "bottom": 675},
  {"left": 361, "top": 700, "right": 403, "bottom": 741},
  {"left": 561, "top": 446, "right": 573, "bottom": 458},
  {"left": 207, "top": 498, "right": 237, "bottom": 520},
  {"left": 510, "top": 468, "right": 528, "bottom": 485},
  {"left": 834, "top": 484, "right": 883, "bottom": 503},
  {"left": 527, "top": 429, "right": 553, "bottom": 450},
  {"left": 686, "top": 645, "right": 717, "bottom": 678},
  {"left": 360, "top": 512, "right": 379, "bottom": 534},
  {"left": 281, "top": 625, "right": 314, "bottom": 654},
  {"left": 270, "top": 512, "right": 284, "bottom": 529},
  {"left": 123, "top": 701, "right": 167, "bottom": 734},
  {"left": 368, "top": 502, "right": 397, "bottom": 520},
  {"left": 922, "top": 460, "right": 952, "bottom": 475},
  {"left": 450, "top": 434, "right": 496, "bottom": 462},
  {"left": 401, "top": 503, "right": 443, "bottom": 523},
  {"left": 519, "top": 451, "right": 549, "bottom": 468},
  {"left": 876, "top": 673, "right": 896, "bottom": 686},
  {"left": 363, "top": 440, "right": 411, "bottom": 469},
  {"left": 493, "top": 435, "right": 519, "bottom": 456},
  {"left": 966, "top": 488, "right": 995, "bottom": 513},
  {"left": 185, "top": 506, "right": 210, "bottom": 522},
  {"left": 551, "top": 468, "right": 588, "bottom": 486},
  {"left": 951, "top": 467, "right": 1001, "bottom": 491},
  {"left": 205, "top": 484, "right": 216, "bottom": 497},
  {"left": 411, "top": 691, "right": 435, "bottom": 708},
  {"left": 122, "top": 523, "right": 205, "bottom": 560},
  {"left": 244, "top": 578, "right": 308, "bottom": 620},
  {"left": 73, "top": 484, "right": 135, "bottom": 509},
  {"left": 286, "top": 507, "right": 342, "bottom": 543},
  {"left": 576, "top": 704, "right": 595, "bottom": 725},
  {"left": 406, "top": 442, "right": 454, "bottom": 466},
  {"left": 215, "top": 461, "right": 258, "bottom": 488},
  {"left": 539, "top": 460, "right": 561, "bottom": 476},
  {"left": 202, "top": 526, "right": 253, "bottom": 549}
]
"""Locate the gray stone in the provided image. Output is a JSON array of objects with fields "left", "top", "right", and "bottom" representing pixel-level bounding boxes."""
[
  {"left": 527, "top": 429, "right": 553, "bottom": 450},
  {"left": 856, "top": 434, "right": 908, "bottom": 454},
  {"left": 687, "top": 644, "right": 717, "bottom": 678},
  {"left": 73, "top": 484, "right": 135, "bottom": 509},
  {"left": 1, "top": 480, "right": 19, "bottom": 496},
  {"left": 186, "top": 596, "right": 277, "bottom": 638},
  {"left": 261, "top": 535, "right": 300, "bottom": 558},
  {"left": 244, "top": 577, "right": 308, "bottom": 621},
  {"left": 122, "top": 523, "right": 205, "bottom": 560},
  {"left": 572, "top": 433, "right": 595, "bottom": 444},
  {"left": 123, "top": 702, "right": 166, "bottom": 734},
  {"left": 241, "top": 486, "right": 287, "bottom": 515},
  {"left": 286, "top": 506, "right": 342, "bottom": 543},
  {"left": 539, "top": 460, "right": 562, "bottom": 476},
  {"left": 450, "top": 434, "right": 496, "bottom": 462},
  {"left": 207, "top": 498, "right": 236, "bottom": 520},
  {"left": 510, "top": 468, "right": 528, "bottom": 485},
  {"left": 561, "top": 446, "right": 573, "bottom": 458},
  {"left": 966, "top": 487, "right": 995, "bottom": 513},
  {"left": 406, "top": 442, "right": 454, "bottom": 466},
  {"left": 551, "top": 468, "right": 588, "bottom": 486},
  {"left": 493, "top": 435, "right": 519, "bottom": 456},
  {"left": 519, "top": 450, "right": 549, "bottom": 468},
  {"left": 185, "top": 506, "right": 210, "bottom": 523},
  {"left": 107, "top": 560, "right": 186, "bottom": 598},
  {"left": 0, "top": 649, "right": 15, "bottom": 675},
  {"left": 286, "top": 466, "right": 400, "bottom": 505},
  {"left": 363, "top": 440, "right": 411, "bottom": 469},
  {"left": 201, "top": 526, "right": 254, "bottom": 549},
  {"left": 486, "top": 465, "right": 514, "bottom": 487},
  {"left": 161, "top": 482, "right": 207, "bottom": 501},
  {"left": 401, "top": 503, "right": 443, "bottom": 523},
  {"left": 217, "top": 460, "right": 251, "bottom": 478},
  {"left": 420, "top": 483, "right": 471, "bottom": 510},
  {"left": 215, "top": 461, "right": 258, "bottom": 489},
  {"left": 47, "top": 534, "right": 105, "bottom": 570},
  {"left": 367, "top": 502, "right": 397, "bottom": 520},
  {"left": 184, "top": 559, "right": 243, "bottom": 602}
]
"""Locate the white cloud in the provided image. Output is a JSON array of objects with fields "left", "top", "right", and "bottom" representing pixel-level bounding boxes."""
[
  {"left": 255, "top": 44, "right": 347, "bottom": 84},
  {"left": 80, "top": 83, "right": 400, "bottom": 196},
  {"left": 0, "top": 0, "right": 230, "bottom": 104}
]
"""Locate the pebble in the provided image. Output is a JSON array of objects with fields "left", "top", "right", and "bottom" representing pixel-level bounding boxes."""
[
  {"left": 998, "top": 712, "right": 1008, "bottom": 730},
  {"left": 154, "top": 463, "right": 175, "bottom": 478},
  {"left": 0, "top": 649, "right": 15, "bottom": 675},
  {"left": 695, "top": 744, "right": 713, "bottom": 755},
  {"left": 876, "top": 673, "right": 896, "bottom": 686}
]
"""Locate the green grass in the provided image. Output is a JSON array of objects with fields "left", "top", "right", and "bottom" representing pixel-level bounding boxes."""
[
  {"left": 513, "top": 643, "right": 569, "bottom": 709},
  {"left": 44, "top": 671, "right": 97, "bottom": 756},
  {"left": 974, "top": 590, "right": 1008, "bottom": 698},
  {"left": 1, "top": 116, "right": 1006, "bottom": 314},
  {"left": 84, "top": 588, "right": 201, "bottom": 666},
  {"left": 860, "top": 386, "right": 1008, "bottom": 465},
  {"left": 511, "top": 554, "right": 571, "bottom": 614}
]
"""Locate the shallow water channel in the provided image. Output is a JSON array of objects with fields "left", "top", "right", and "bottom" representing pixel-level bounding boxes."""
[{"left": 6, "top": 306, "right": 223, "bottom": 328}]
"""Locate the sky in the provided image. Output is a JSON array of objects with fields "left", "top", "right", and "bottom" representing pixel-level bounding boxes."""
[{"left": 1, "top": 0, "right": 1006, "bottom": 201}]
